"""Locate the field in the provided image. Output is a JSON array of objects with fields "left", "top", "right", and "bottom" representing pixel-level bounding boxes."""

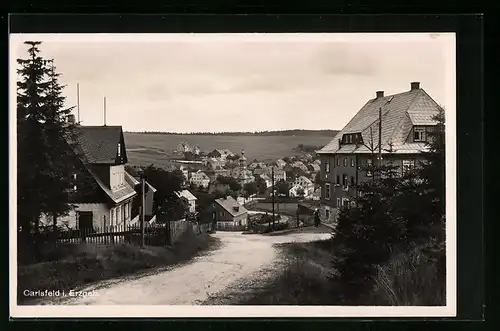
[{"left": 124, "top": 133, "right": 334, "bottom": 167}]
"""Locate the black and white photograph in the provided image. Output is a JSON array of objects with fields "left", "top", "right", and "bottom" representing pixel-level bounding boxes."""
[{"left": 10, "top": 33, "right": 456, "bottom": 318}]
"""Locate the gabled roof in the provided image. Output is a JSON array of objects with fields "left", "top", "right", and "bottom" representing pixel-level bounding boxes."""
[
  {"left": 296, "top": 175, "right": 313, "bottom": 184},
  {"left": 73, "top": 126, "right": 125, "bottom": 164},
  {"left": 86, "top": 167, "right": 136, "bottom": 204},
  {"left": 215, "top": 196, "right": 248, "bottom": 217},
  {"left": 176, "top": 189, "right": 197, "bottom": 201},
  {"left": 318, "top": 87, "right": 441, "bottom": 155}
]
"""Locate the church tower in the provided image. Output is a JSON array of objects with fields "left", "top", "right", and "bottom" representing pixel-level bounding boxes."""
[{"left": 238, "top": 149, "right": 248, "bottom": 184}]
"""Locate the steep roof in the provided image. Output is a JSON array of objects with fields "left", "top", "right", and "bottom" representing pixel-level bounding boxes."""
[
  {"left": 86, "top": 166, "right": 137, "bottom": 204},
  {"left": 215, "top": 196, "right": 248, "bottom": 217},
  {"left": 74, "top": 126, "right": 125, "bottom": 164},
  {"left": 296, "top": 176, "right": 313, "bottom": 184},
  {"left": 318, "top": 87, "right": 441, "bottom": 155}
]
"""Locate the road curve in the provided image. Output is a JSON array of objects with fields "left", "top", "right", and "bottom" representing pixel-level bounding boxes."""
[{"left": 48, "top": 230, "right": 331, "bottom": 305}]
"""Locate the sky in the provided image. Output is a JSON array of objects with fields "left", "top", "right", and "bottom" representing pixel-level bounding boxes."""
[{"left": 10, "top": 34, "right": 455, "bottom": 133}]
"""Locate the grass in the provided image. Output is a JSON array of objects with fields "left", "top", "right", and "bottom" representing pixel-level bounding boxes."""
[
  {"left": 370, "top": 241, "right": 446, "bottom": 306},
  {"left": 17, "top": 229, "right": 220, "bottom": 305},
  {"left": 240, "top": 238, "right": 446, "bottom": 306},
  {"left": 241, "top": 239, "right": 336, "bottom": 305},
  {"left": 124, "top": 133, "right": 333, "bottom": 167}
]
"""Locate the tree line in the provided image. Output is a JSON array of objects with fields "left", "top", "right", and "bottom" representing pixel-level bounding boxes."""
[{"left": 126, "top": 129, "right": 340, "bottom": 136}]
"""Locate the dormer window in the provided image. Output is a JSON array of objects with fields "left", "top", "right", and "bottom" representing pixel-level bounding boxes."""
[
  {"left": 342, "top": 133, "right": 363, "bottom": 145},
  {"left": 413, "top": 127, "right": 426, "bottom": 142},
  {"left": 117, "top": 143, "right": 121, "bottom": 157}
]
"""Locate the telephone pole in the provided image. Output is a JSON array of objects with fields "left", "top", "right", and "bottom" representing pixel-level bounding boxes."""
[
  {"left": 271, "top": 166, "right": 275, "bottom": 229},
  {"left": 141, "top": 176, "right": 145, "bottom": 248},
  {"left": 378, "top": 107, "right": 382, "bottom": 168}
]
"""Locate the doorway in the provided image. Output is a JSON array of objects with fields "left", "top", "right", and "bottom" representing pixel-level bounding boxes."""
[{"left": 77, "top": 211, "right": 94, "bottom": 232}]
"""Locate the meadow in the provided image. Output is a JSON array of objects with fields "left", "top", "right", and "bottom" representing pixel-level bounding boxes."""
[{"left": 124, "top": 133, "right": 335, "bottom": 167}]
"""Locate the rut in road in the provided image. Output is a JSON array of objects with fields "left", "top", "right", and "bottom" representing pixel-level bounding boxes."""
[{"left": 49, "top": 231, "right": 332, "bottom": 305}]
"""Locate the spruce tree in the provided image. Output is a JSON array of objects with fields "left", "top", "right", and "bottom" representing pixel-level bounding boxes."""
[
  {"left": 17, "top": 41, "right": 52, "bottom": 238},
  {"left": 43, "top": 59, "right": 79, "bottom": 232},
  {"left": 17, "top": 41, "right": 77, "bottom": 250}
]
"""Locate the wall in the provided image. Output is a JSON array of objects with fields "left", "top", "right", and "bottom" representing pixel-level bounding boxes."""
[
  {"left": 110, "top": 164, "right": 125, "bottom": 191},
  {"left": 109, "top": 199, "right": 133, "bottom": 227},
  {"left": 40, "top": 203, "right": 110, "bottom": 229}
]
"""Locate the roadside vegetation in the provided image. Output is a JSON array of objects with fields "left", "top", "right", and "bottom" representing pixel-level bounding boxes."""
[
  {"left": 18, "top": 229, "right": 220, "bottom": 305},
  {"left": 242, "top": 110, "right": 446, "bottom": 306}
]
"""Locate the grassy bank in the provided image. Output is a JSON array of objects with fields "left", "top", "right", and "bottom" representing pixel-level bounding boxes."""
[
  {"left": 240, "top": 238, "right": 445, "bottom": 305},
  {"left": 18, "top": 230, "right": 220, "bottom": 305}
]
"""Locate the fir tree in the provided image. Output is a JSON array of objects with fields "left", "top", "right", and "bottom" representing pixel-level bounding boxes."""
[
  {"left": 43, "top": 59, "right": 79, "bottom": 232},
  {"left": 17, "top": 41, "right": 51, "bottom": 238}
]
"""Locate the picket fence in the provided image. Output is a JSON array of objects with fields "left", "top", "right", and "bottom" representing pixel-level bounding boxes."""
[{"left": 36, "top": 219, "right": 211, "bottom": 247}]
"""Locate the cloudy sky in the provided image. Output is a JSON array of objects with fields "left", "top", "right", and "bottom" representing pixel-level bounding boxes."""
[{"left": 10, "top": 34, "right": 455, "bottom": 133}]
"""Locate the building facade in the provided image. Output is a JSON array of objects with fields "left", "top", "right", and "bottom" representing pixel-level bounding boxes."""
[
  {"left": 214, "top": 196, "right": 248, "bottom": 229},
  {"left": 317, "top": 82, "right": 441, "bottom": 223}
]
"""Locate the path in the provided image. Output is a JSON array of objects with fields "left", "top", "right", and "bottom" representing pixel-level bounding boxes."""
[{"left": 47, "top": 230, "right": 331, "bottom": 305}]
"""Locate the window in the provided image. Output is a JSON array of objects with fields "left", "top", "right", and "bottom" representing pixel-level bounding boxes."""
[
  {"left": 73, "top": 185, "right": 77, "bottom": 191},
  {"left": 117, "top": 143, "right": 121, "bottom": 157},
  {"left": 351, "top": 158, "right": 355, "bottom": 167},
  {"left": 336, "top": 198, "right": 341, "bottom": 208},
  {"left": 402, "top": 159, "right": 415, "bottom": 175},
  {"left": 343, "top": 158, "right": 347, "bottom": 167},
  {"left": 342, "top": 198, "right": 350, "bottom": 208},
  {"left": 73, "top": 173, "right": 77, "bottom": 180},
  {"left": 336, "top": 157, "right": 340, "bottom": 166},
  {"left": 325, "top": 183, "right": 331, "bottom": 199},
  {"left": 219, "top": 211, "right": 224, "bottom": 217},
  {"left": 336, "top": 175, "right": 340, "bottom": 185},
  {"left": 343, "top": 174, "right": 348, "bottom": 187},
  {"left": 325, "top": 208, "right": 330, "bottom": 219},
  {"left": 325, "top": 161, "right": 330, "bottom": 173},
  {"left": 125, "top": 202, "right": 129, "bottom": 219},
  {"left": 366, "top": 159, "right": 373, "bottom": 177},
  {"left": 413, "top": 127, "right": 426, "bottom": 142},
  {"left": 347, "top": 135, "right": 352, "bottom": 144},
  {"left": 350, "top": 176, "right": 355, "bottom": 186}
]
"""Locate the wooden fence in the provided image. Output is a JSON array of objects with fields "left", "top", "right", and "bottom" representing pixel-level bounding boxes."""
[{"left": 33, "top": 219, "right": 211, "bottom": 247}]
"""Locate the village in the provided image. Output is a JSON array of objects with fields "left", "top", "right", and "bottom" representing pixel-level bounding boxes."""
[{"left": 14, "top": 38, "right": 447, "bottom": 308}]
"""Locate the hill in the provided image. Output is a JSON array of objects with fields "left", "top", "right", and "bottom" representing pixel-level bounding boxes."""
[{"left": 124, "top": 129, "right": 340, "bottom": 137}]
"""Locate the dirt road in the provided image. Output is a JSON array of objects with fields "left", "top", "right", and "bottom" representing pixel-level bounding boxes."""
[{"left": 50, "top": 229, "right": 332, "bottom": 305}]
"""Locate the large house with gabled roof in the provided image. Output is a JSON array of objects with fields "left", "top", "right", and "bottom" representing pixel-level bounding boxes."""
[
  {"left": 40, "top": 118, "right": 139, "bottom": 230},
  {"left": 317, "top": 82, "right": 442, "bottom": 223}
]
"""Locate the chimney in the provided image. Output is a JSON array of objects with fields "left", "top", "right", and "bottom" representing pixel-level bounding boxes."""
[
  {"left": 376, "top": 91, "right": 384, "bottom": 98},
  {"left": 410, "top": 82, "right": 420, "bottom": 90},
  {"left": 67, "top": 114, "right": 76, "bottom": 124}
]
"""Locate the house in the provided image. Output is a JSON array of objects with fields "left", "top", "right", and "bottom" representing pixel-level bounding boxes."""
[
  {"left": 259, "top": 174, "right": 273, "bottom": 188},
  {"left": 293, "top": 176, "right": 315, "bottom": 193},
  {"left": 175, "top": 189, "right": 197, "bottom": 214},
  {"left": 190, "top": 170, "right": 210, "bottom": 188},
  {"left": 291, "top": 160, "right": 309, "bottom": 173},
  {"left": 124, "top": 172, "right": 157, "bottom": 218},
  {"left": 214, "top": 196, "right": 248, "bottom": 228},
  {"left": 275, "top": 158, "right": 287, "bottom": 168},
  {"left": 264, "top": 166, "right": 287, "bottom": 182},
  {"left": 40, "top": 120, "right": 138, "bottom": 230},
  {"left": 207, "top": 148, "right": 234, "bottom": 160},
  {"left": 317, "top": 82, "right": 442, "bottom": 222},
  {"left": 205, "top": 168, "right": 231, "bottom": 183},
  {"left": 248, "top": 161, "right": 267, "bottom": 170},
  {"left": 252, "top": 167, "right": 267, "bottom": 176},
  {"left": 207, "top": 157, "right": 225, "bottom": 170},
  {"left": 179, "top": 165, "right": 189, "bottom": 181}
]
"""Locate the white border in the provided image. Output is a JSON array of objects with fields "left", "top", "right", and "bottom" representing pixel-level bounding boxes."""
[{"left": 9, "top": 33, "right": 457, "bottom": 318}]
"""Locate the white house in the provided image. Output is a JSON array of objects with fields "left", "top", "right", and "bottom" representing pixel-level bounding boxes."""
[
  {"left": 39, "top": 122, "right": 138, "bottom": 230},
  {"left": 276, "top": 158, "right": 287, "bottom": 168},
  {"left": 175, "top": 189, "right": 197, "bottom": 214},
  {"left": 293, "top": 176, "right": 314, "bottom": 192},
  {"left": 190, "top": 170, "right": 210, "bottom": 188}
]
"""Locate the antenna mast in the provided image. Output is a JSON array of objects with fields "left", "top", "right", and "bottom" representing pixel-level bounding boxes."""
[
  {"left": 103, "top": 97, "right": 107, "bottom": 126},
  {"left": 77, "top": 83, "right": 80, "bottom": 123}
]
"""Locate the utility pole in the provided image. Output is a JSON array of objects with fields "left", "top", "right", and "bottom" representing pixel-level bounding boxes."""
[
  {"left": 140, "top": 176, "right": 145, "bottom": 248},
  {"left": 77, "top": 83, "right": 80, "bottom": 123},
  {"left": 103, "top": 97, "right": 107, "bottom": 126},
  {"left": 271, "top": 166, "right": 275, "bottom": 229},
  {"left": 378, "top": 107, "right": 382, "bottom": 169}
]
